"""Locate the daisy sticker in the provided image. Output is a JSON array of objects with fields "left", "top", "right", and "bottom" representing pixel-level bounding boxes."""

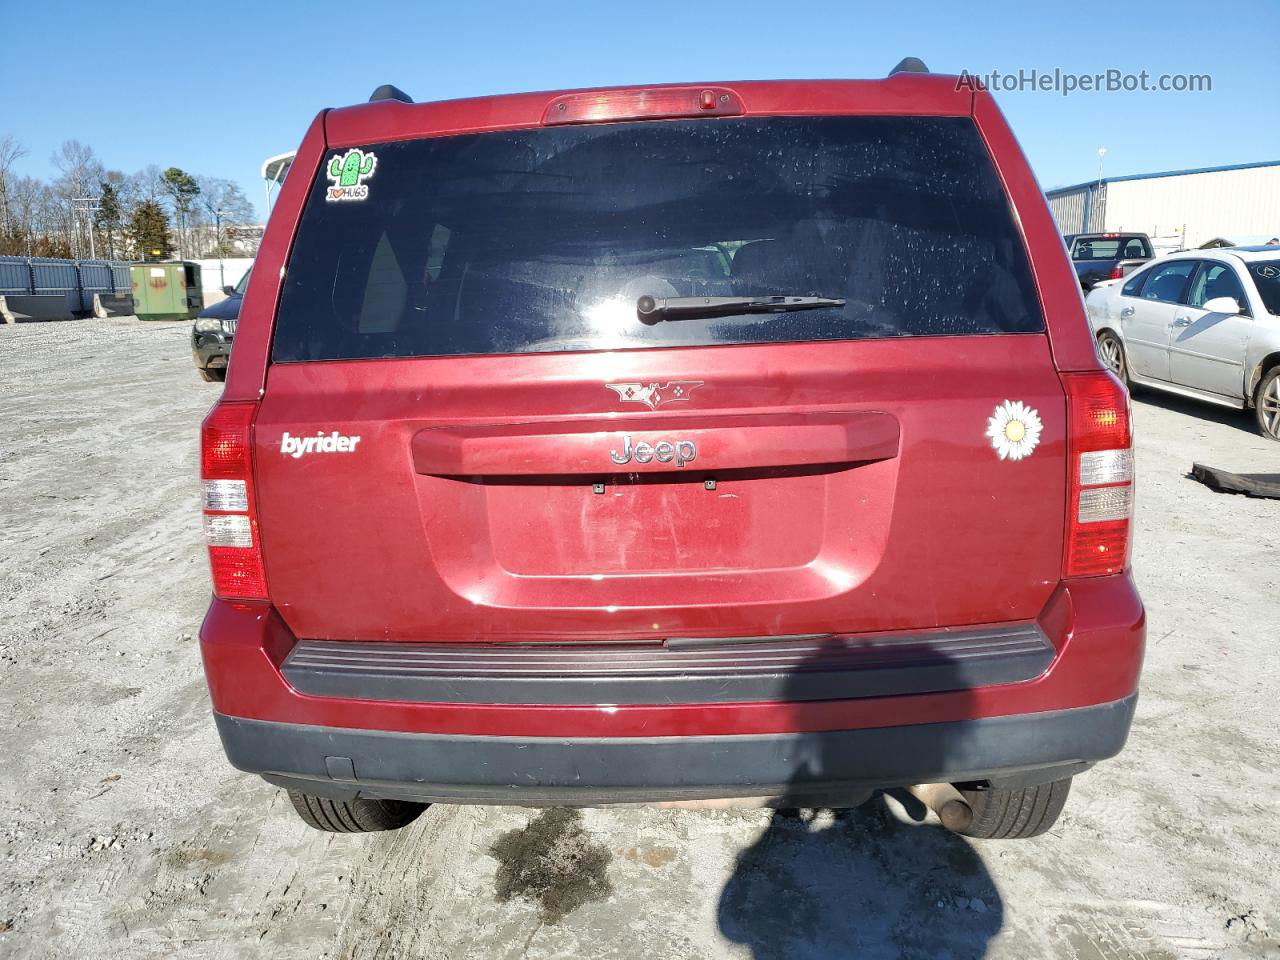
[{"left": 986, "top": 400, "right": 1043, "bottom": 461}]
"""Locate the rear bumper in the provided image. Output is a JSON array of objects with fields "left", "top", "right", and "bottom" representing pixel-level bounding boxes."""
[
  {"left": 200, "top": 575, "right": 1145, "bottom": 738},
  {"left": 216, "top": 694, "right": 1135, "bottom": 805},
  {"left": 201, "top": 575, "right": 1145, "bottom": 802}
]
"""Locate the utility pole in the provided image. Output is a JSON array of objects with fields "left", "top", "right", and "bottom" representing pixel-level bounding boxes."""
[
  {"left": 72, "top": 197, "right": 101, "bottom": 260},
  {"left": 206, "top": 203, "right": 230, "bottom": 290},
  {"left": 1093, "top": 147, "right": 1107, "bottom": 232}
]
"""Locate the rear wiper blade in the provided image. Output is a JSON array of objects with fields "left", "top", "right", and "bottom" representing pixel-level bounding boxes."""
[{"left": 636, "top": 294, "right": 846, "bottom": 323}]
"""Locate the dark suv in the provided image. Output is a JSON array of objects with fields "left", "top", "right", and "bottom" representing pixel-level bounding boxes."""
[
  {"left": 199, "top": 63, "right": 1144, "bottom": 842},
  {"left": 192, "top": 267, "right": 251, "bottom": 382}
]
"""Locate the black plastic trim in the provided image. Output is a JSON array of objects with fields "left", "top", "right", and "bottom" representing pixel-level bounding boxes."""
[
  {"left": 215, "top": 694, "right": 1136, "bottom": 806},
  {"left": 281, "top": 624, "right": 1055, "bottom": 706},
  {"left": 368, "top": 84, "right": 412, "bottom": 104},
  {"left": 890, "top": 57, "right": 930, "bottom": 75}
]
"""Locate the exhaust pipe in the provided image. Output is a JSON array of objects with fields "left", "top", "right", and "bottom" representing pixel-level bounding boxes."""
[{"left": 906, "top": 782, "right": 974, "bottom": 833}]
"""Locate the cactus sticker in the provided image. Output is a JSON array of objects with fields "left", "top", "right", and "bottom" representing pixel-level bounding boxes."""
[{"left": 325, "top": 148, "right": 377, "bottom": 202}]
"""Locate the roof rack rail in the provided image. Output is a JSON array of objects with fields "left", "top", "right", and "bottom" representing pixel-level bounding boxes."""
[
  {"left": 369, "top": 84, "right": 413, "bottom": 104},
  {"left": 889, "top": 57, "right": 930, "bottom": 76}
]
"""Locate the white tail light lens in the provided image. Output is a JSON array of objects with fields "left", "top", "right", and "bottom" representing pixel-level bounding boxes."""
[
  {"left": 1078, "top": 485, "right": 1132, "bottom": 523},
  {"left": 202, "top": 479, "right": 248, "bottom": 512},
  {"left": 204, "top": 514, "right": 254, "bottom": 548},
  {"left": 1079, "top": 449, "right": 1133, "bottom": 487}
]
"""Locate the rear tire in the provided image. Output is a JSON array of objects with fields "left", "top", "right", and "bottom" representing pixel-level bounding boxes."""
[
  {"left": 286, "top": 790, "right": 427, "bottom": 833},
  {"left": 1254, "top": 366, "right": 1280, "bottom": 441},
  {"left": 1097, "top": 331, "right": 1128, "bottom": 385},
  {"left": 955, "top": 777, "right": 1071, "bottom": 840},
  {"left": 199, "top": 367, "right": 226, "bottom": 383}
]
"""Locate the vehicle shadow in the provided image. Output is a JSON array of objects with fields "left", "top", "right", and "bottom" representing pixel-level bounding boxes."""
[
  {"left": 716, "top": 639, "right": 1003, "bottom": 960},
  {"left": 1130, "top": 386, "right": 1258, "bottom": 436}
]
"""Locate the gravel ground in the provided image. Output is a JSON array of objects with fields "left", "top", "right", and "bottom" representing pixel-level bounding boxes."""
[{"left": 1, "top": 318, "right": 1277, "bottom": 959}]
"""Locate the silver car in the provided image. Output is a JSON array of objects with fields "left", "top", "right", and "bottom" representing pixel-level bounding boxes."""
[{"left": 1085, "top": 246, "right": 1280, "bottom": 440}]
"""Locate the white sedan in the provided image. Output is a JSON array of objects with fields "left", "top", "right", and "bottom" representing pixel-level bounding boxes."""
[{"left": 1084, "top": 246, "right": 1280, "bottom": 439}]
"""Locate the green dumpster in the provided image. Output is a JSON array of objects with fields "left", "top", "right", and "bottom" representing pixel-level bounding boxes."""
[{"left": 130, "top": 261, "right": 204, "bottom": 321}]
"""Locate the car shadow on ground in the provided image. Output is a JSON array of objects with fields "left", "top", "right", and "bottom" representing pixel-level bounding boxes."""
[
  {"left": 1131, "top": 386, "right": 1259, "bottom": 437},
  {"left": 718, "top": 800, "right": 1002, "bottom": 960},
  {"left": 716, "top": 638, "right": 1004, "bottom": 960}
]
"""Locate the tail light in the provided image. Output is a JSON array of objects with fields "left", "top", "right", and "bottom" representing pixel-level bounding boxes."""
[
  {"left": 1062, "top": 372, "right": 1133, "bottom": 577},
  {"left": 200, "top": 402, "right": 268, "bottom": 599},
  {"left": 1108, "top": 265, "right": 1125, "bottom": 279},
  {"left": 543, "top": 87, "right": 744, "bottom": 125}
]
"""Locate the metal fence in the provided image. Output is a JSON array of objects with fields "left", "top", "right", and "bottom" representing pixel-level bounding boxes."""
[
  {"left": 0, "top": 256, "right": 33, "bottom": 295},
  {"left": 0, "top": 256, "right": 133, "bottom": 312},
  {"left": 76, "top": 261, "right": 117, "bottom": 312}
]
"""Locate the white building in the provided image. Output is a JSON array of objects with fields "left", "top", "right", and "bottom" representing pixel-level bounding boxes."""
[{"left": 1046, "top": 160, "right": 1280, "bottom": 252}]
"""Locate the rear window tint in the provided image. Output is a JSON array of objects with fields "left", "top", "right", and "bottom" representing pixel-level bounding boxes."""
[
  {"left": 272, "top": 116, "right": 1044, "bottom": 361},
  {"left": 1073, "top": 236, "right": 1151, "bottom": 261}
]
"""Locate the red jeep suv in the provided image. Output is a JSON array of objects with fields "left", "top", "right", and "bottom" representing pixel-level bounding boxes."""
[{"left": 199, "top": 61, "right": 1143, "bottom": 840}]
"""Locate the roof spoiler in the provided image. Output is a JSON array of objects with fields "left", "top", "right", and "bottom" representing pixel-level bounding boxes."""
[
  {"left": 889, "top": 57, "right": 930, "bottom": 76},
  {"left": 369, "top": 84, "right": 413, "bottom": 104}
]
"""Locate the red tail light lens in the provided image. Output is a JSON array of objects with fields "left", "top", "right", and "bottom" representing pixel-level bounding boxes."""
[
  {"left": 543, "top": 87, "right": 744, "bottom": 125},
  {"left": 1109, "top": 265, "right": 1125, "bottom": 279},
  {"left": 1062, "top": 372, "right": 1133, "bottom": 577},
  {"left": 200, "top": 402, "right": 268, "bottom": 600}
]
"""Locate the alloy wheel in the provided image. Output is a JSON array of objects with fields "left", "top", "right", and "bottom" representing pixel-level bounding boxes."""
[
  {"left": 1099, "top": 335, "right": 1124, "bottom": 378},
  {"left": 1262, "top": 376, "right": 1280, "bottom": 439}
]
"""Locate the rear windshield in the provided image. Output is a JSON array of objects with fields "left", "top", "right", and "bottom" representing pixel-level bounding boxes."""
[
  {"left": 272, "top": 116, "right": 1044, "bottom": 361},
  {"left": 1247, "top": 260, "right": 1280, "bottom": 316},
  {"left": 1072, "top": 236, "right": 1151, "bottom": 261}
]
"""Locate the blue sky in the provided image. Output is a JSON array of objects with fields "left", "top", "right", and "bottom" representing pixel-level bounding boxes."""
[{"left": 5, "top": 0, "right": 1278, "bottom": 220}]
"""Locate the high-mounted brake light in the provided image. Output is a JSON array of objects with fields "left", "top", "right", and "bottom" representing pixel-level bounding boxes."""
[
  {"left": 543, "top": 86, "right": 744, "bottom": 125},
  {"left": 200, "top": 402, "right": 268, "bottom": 600},
  {"left": 1062, "top": 372, "right": 1133, "bottom": 577}
]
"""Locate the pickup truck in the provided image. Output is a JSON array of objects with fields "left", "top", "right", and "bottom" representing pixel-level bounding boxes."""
[{"left": 1064, "top": 233, "right": 1153, "bottom": 291}]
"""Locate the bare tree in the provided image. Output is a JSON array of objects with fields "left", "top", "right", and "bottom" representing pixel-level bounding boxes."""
[
  {"left": 194, "top": 176, "right": 256, "bottom": 256},
  {"left": 0, "top": 134, "right": 28, "bottom": 248},
  {"left": 129, "top": 164, "right": 167, "bottom": 204},
  {"left": 0, "top": 139, "right": 257, "bottom": 261},
  {"left": 50, "top": 140, "right": 104, "bottom": 258}
]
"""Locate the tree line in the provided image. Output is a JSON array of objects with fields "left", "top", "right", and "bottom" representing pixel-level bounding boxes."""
[{"left": 0, "top": 135, "right": 257, "bottom": 262}]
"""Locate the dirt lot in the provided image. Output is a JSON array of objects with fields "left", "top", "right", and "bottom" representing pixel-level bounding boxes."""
[{"left": 1, "top": 318, "right": 1277, "bottom": 959}]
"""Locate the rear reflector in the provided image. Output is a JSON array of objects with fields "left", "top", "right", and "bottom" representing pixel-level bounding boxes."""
[
  {"left": 200, "top": 402, "right": 268, "bottom": 600},
  {"left": 1062, "top": 372, "right": 1133, "bottom": 578},
  {"left": 543, "top": 86, "right": 744, "bottom": 125},
  {"left": 207, "top": 547, "right": 268, "bottom": 600}
]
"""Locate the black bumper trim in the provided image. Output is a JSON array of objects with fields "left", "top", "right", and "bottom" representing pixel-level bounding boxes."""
[
  {"left": 280, "top": 623, "right": 1055, "bottom": 706},
  {"left": 215, "top": 693, "right": 1136, "bottom": 806}
]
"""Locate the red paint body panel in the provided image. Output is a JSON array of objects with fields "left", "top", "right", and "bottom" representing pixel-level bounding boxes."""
[
  {"left": 203, "top": 74, "right": 1143, "bottom": 760},
  {"left": 972, "top": 91, "right": 1099, "bottom": 372},
  {"left": 254, "top": 336, "right": 1067, "bottom": 643},
  {"left": 323, "top": 77, "right": 973, "bottom": 150}
]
